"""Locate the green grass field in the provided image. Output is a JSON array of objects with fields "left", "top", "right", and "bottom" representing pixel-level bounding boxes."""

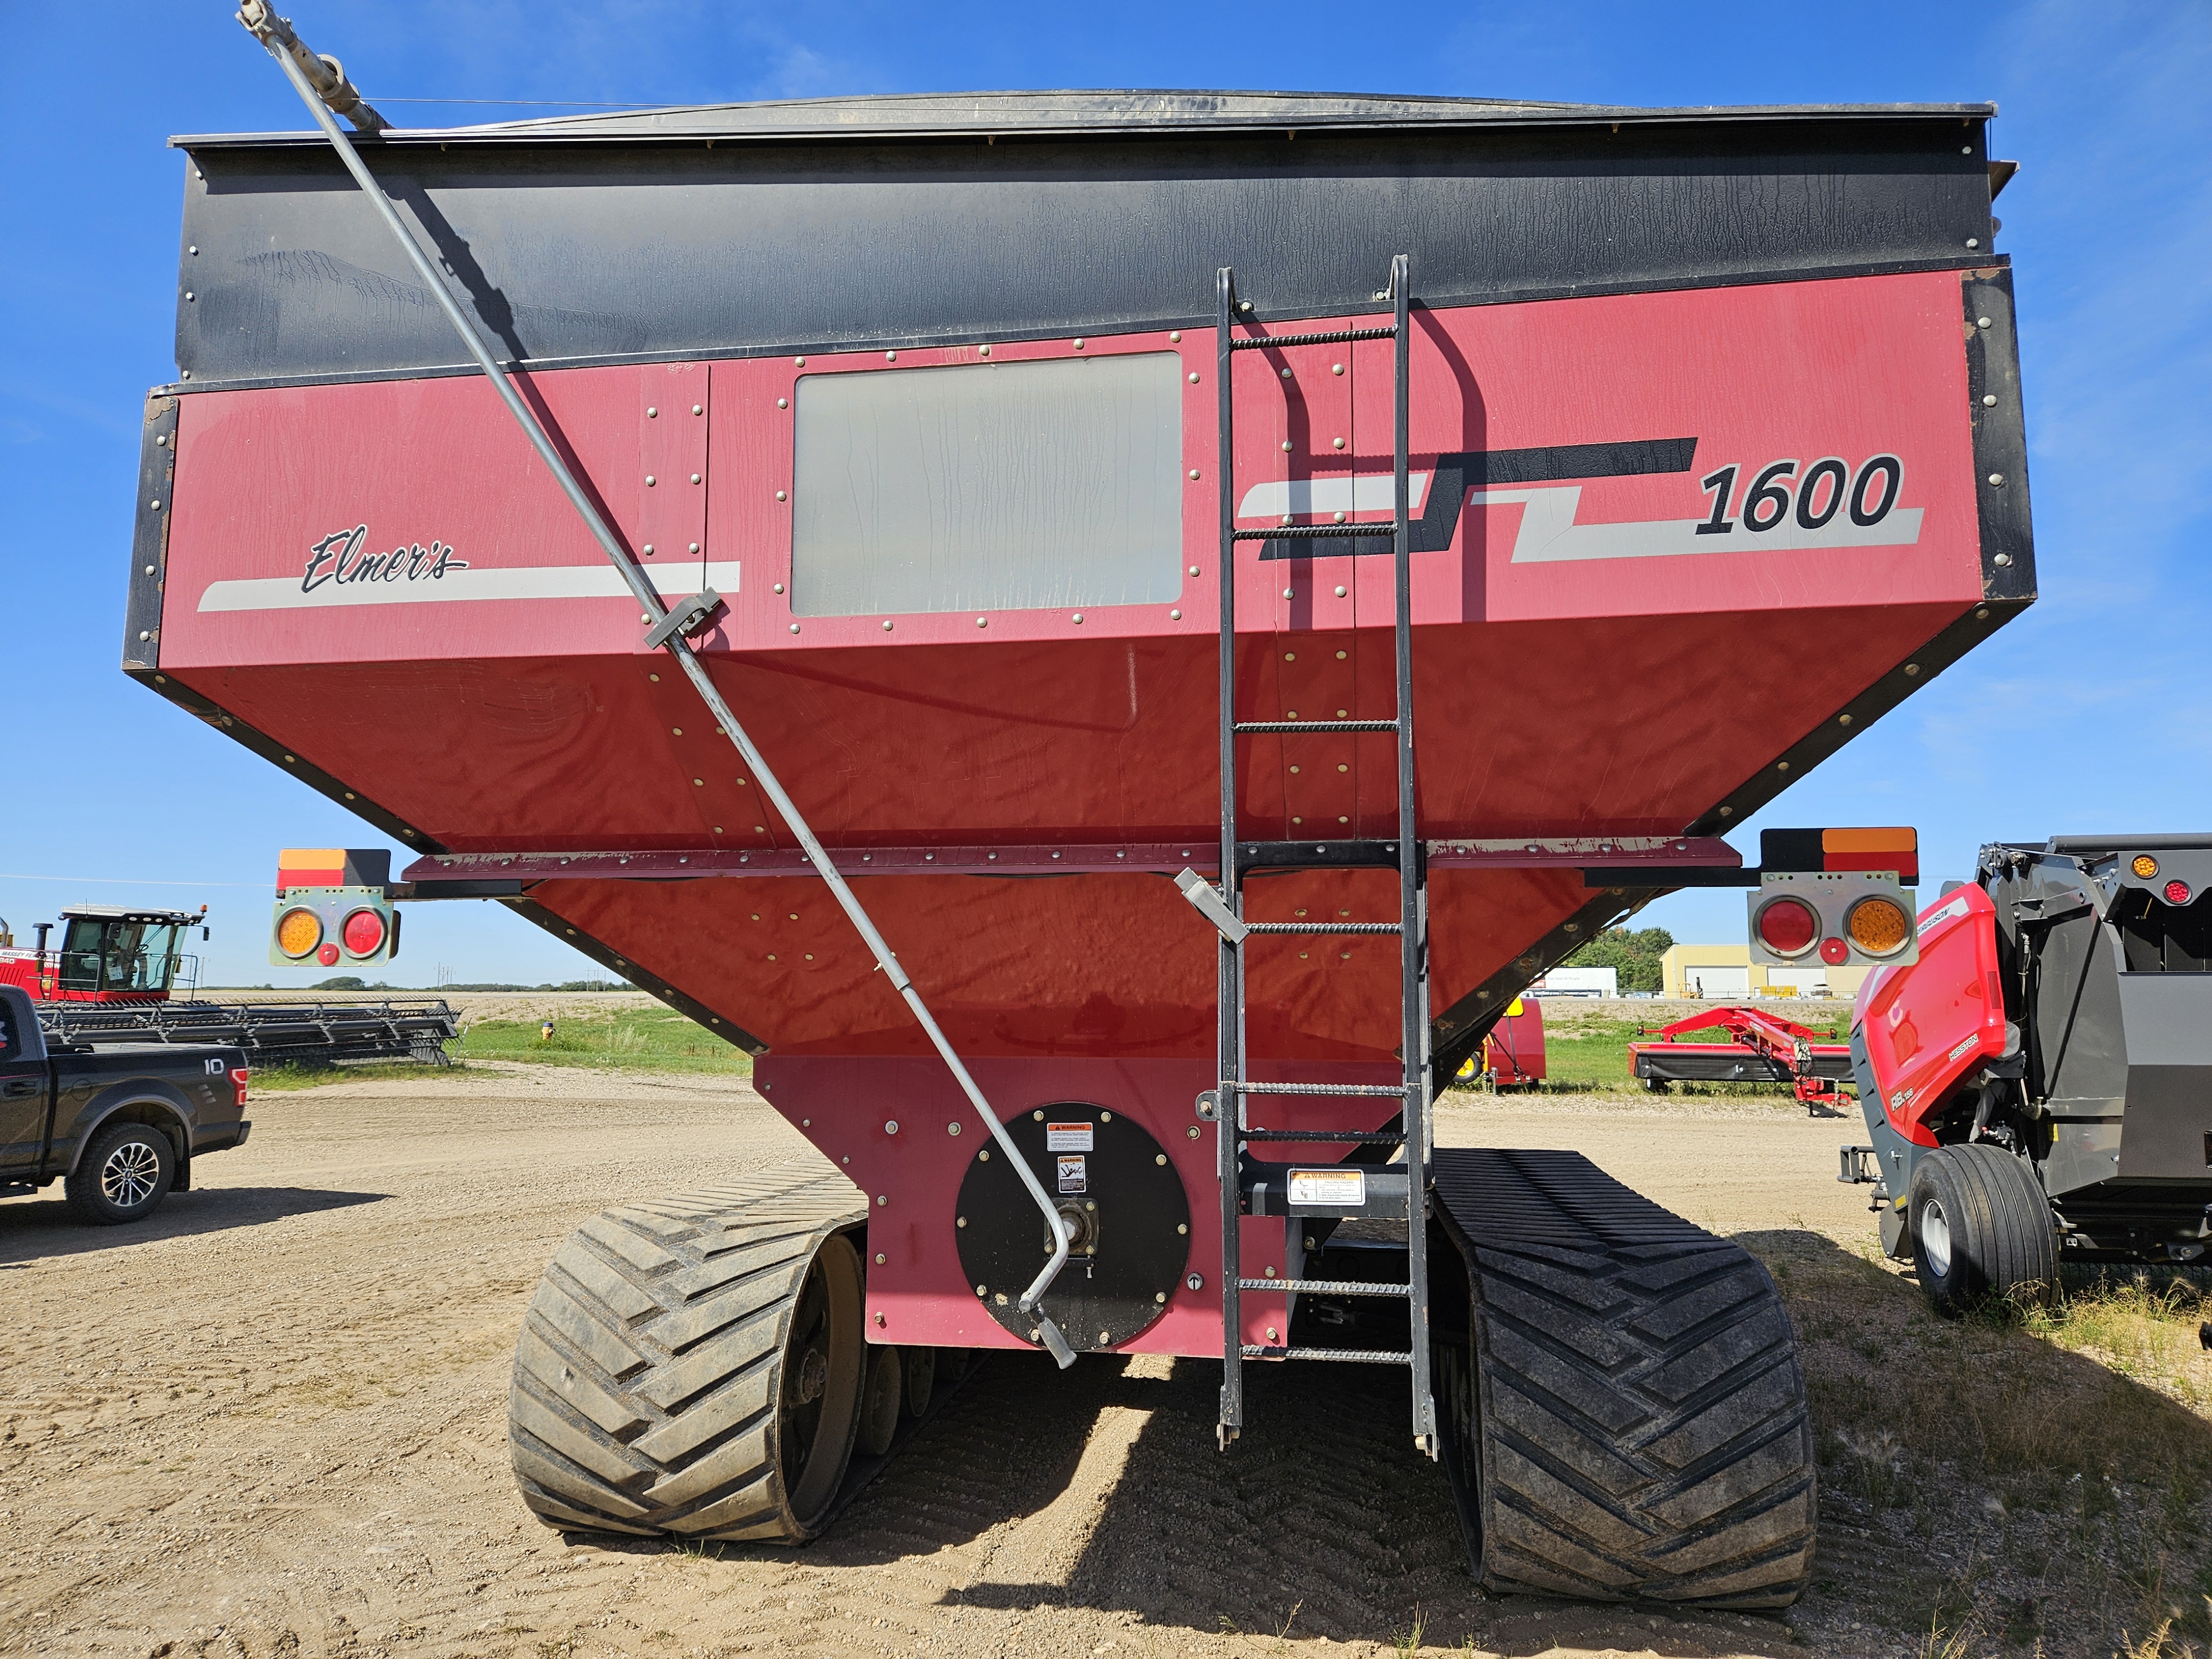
[
  {"left": 250, "top": 1001, "right": 1829, "bottom": 1098},
  {"left": 456, "top": 1009, "right": 754, "bottom": 1073},
  {"left": 250, "top": 1006, "right": 753, "bottom": 1089}
]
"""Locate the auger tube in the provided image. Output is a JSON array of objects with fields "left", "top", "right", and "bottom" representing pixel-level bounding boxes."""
[{"left": 240, "top": 8, "right": 1079, "bottom": 1360}]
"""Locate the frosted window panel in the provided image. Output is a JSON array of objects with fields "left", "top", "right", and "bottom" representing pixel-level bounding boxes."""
[{"left": 791, "top": 352, "right": 1184, "bottom": 617}]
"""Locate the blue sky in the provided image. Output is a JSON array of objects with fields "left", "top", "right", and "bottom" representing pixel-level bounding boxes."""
[{"left": 2, "top": 1, "right": 2206, "bottom": 987}]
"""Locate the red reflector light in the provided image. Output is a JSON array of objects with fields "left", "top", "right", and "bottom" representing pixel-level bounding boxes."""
[
  {"left": 341, "top": 907, "right": 387, "bottom": 956},
  {"left": 1756, "top": 896, "right": 1819, "bottom": 956},
  {"left": 2167, "top": 880, "right": 2192, "bottom": 905},
  {"left": 317, "top": 942, "right": 341, "bottom": 967},
  {"left": 1819, "top": 937, "right": 1851, "bottom": 966}
]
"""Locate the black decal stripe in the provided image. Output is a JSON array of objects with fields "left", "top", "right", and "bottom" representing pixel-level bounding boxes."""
[{"left": 1258, "top": 436, "right": 1698, "bottom": 561}]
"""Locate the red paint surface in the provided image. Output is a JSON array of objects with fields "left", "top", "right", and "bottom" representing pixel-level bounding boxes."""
[
  {"left": 151, "top": 272, "right": 1997, "bottom": 1356},
  {"left": 1854, "top": 885, "right": 2008, "bottom": 1146}
]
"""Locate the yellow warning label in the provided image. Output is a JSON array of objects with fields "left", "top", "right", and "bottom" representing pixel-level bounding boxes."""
[{"left": 1287, "top": 1167, "right": 1366, "bottom": 1208}]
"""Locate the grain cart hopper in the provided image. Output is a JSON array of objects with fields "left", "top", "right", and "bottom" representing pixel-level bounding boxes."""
[
  {"left": 1841, "top": 839, "right": 2212, "bottom": 1313},
  {"left": 129, "top": 13, "right": 2032, "bottom": 1605}
]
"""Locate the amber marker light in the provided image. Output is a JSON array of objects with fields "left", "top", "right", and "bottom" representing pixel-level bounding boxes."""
[
  {"left": 2132, "top": 854, "right": 2161, "bottom": 879},
  {"left": 275, "top": 906, "right": 324, "bottom": 958},
  {"left": 1846, "top": 895, "right": 1913, "bottom": 956}
]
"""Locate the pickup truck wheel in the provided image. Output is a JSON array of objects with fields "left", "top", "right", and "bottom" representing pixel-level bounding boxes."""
[{"left": 66, "top": 1120, "right": 176, "bottom": 1225}]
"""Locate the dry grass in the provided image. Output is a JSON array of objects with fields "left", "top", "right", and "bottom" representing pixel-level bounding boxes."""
[{"left": 1754, "top": 1228, "right": 2212, "bottom": 1650}]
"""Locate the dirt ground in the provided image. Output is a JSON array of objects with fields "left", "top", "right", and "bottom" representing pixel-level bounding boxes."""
[{"left": 0, "top": 1067, "right": 2188, "bottom": 1659}]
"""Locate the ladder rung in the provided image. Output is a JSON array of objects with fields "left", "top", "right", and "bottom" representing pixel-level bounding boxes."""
[
  {"left": 1233, "top": 719, "right": 1399, "bottom": 733},
  {"left": 1240, "top": 1346, "right": 1414, "bottom": 1364},
  {"left": 1228, "top": 326, "right": 1396, "bottom": 351},
  {"left": 1238, "top": 1279, "right": 1411, "bottom": 1296},
  {"left": 1238, "top": 838, "right": 1405, "bottom": 873},
  {"left": 1233, "top": 524, "right": 1379, "bottom": 541},
  {"left": 1227, "top": 1081, "right": 1414, "bottom": 1097},
  {"left": 1244, "top": 921, "right": 1400, "bottom": 935},
  {"left": 1239, "top": 1129, "right": 1402, "bottom": 1142}
]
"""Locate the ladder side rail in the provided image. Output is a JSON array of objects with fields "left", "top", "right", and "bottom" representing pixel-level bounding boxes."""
[
  {"left": 1214, "top": 266, "right": 1245, "bottom": 1446},
  {"left": 1391, "top": 254, "right": 1439, "bottom": 1455}
]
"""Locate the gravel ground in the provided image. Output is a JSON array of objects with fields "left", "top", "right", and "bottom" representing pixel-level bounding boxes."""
[{"left": 0, "top": 1067, "right": 2183, "bottom": 1658}]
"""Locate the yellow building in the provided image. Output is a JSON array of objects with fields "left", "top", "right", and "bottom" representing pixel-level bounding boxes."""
[{"left": 1660, "top": 945, "right": 1868, "bottom": 1003}]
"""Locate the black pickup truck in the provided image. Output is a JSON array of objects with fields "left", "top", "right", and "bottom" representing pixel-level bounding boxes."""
[{"left": 0, "top": 984, "right": 252, "bottom": 1224}]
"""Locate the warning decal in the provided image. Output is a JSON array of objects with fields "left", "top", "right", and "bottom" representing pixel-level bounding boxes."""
[
  {"left": 1287, "top": 1167, "right": 1366, "bottom": 1208},
  {"left": 1046, "top": 1121, "right": 1094, "bottom": 1152},
  {"left": 1057, "top": 1154, "right": 1088, "bottom": 1194}
]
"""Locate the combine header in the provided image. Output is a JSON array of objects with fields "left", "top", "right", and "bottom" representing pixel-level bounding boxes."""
[
  {"left": 1632, "top": 1006, "right": 1854, "bottom": 1115},
  {"left": 127, "top": 9, "right": 2033, "bottom": 1606}
]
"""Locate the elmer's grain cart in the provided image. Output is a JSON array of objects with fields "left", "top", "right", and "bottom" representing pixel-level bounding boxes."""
[{"left": 128, "top": 12, "right": 2032, "bottom": 1605}]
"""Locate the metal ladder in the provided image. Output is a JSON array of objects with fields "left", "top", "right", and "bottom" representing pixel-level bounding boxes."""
[{"left": 1199, "top": 255, "right": 1436, "bottom": 1454}]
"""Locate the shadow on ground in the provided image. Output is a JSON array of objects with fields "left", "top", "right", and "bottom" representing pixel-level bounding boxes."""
[
  {"left": 0, "top": 1185, "right": 387, "bottom": 1261},
  {"left": 1747, "top": 1225, "right": 2212, "bottom": 1653},
  {"left": 560, "top": 1225, "right": 2212, "bottom": 1656}
]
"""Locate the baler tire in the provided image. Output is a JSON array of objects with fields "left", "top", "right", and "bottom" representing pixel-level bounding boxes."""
[
  {"left": 508, "top": 1165, "right": 870, "bottom": 1543},
  {"left": 1907, "top": 1144, "right": 2058, "bottom": 1317},
  {"left": 1434, "top": 1148, "right": 1816, "bottom": 1610}
]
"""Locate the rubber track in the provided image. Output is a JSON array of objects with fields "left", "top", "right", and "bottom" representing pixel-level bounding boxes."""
[
  {"left": 1433, "top": 1149, "right": 1815, "bottom": 1609},
  {"left": 509, "top": 1161, "right": 867, "bottom": 1542},
  {"left": 1928, "top": 1144, "right": 2059, "bottom": 1305}
]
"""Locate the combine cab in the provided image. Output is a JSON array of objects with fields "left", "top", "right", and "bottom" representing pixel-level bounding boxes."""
[
  {"left": 1, "top": 905, "right": 206, "bottom": 1003},
  {"left": 1843, "top": 839, "right": 2212, "bottom": 1311},
  {"left": 131, "top": 29, "right": 2032, "bottom": 1607}
]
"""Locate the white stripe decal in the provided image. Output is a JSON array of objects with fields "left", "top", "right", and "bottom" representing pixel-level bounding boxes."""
[
  {"left": 1237, "top": 472, "right": 1430, "bottom": 520},
  {"left": 197, "top": 561, "right": 744, "bottom": 613},
  {"left": 1480, "top": 488, "right": 1924, "bottom": 563}
]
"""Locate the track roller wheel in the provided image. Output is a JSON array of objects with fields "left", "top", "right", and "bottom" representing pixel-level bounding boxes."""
[
  {"left": 858, "top": 1347, "right": 902, "bottom": 1456},
  {"left": 508, "top": 1166, "right": 869, "bottom": 1542},
  {"left": 1433, "top": 1148, "right": 1816, "bottom": 1609},
  {"left": 901, "top": 1345, "right": 937, "bottom": 1418},
  {"left": 1907, "top": 1143, "right": 2059, "bottom": 1316}
]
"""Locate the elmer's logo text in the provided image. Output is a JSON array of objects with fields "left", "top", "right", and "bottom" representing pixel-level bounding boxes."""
[{"left": 301, "top": 525, "right": 469, "bottom": 592}]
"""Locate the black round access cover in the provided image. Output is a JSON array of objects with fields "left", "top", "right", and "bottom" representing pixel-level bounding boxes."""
[{"left": 955, "top": 1103, "right": 1192, "bottom": 1353}]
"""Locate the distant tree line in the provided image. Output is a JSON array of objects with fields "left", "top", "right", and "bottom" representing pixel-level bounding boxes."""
[{"left": 1563, "top": 926, "right": 1674, "bottom": 994}]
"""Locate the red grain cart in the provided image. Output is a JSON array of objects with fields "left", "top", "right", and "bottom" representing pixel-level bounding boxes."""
[
  {"left": 133, "top": 27, "right": 2030, "bottom": 1606},
  {"left": 1463, "top": 997, "right": 1545, "bottom": 1088}
]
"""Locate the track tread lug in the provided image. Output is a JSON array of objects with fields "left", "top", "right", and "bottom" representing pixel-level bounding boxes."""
[
  {"left": 1434, "top": 1147, "right": 1815, "bottom": 1610},
  {"left": 508, "top": 1161, "right": 869, "bottom": 1545}
]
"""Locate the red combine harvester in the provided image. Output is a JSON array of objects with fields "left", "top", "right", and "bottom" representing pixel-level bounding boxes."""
[
  {"left": 1841, "top": 839, "right": 2212, "bottom": 1312},
  {"left": 0, "top": 905, "right": 207, "bottom": 1003},
  {"left": 0, "top": 875, "right": 455, "bottom": 1065},
  {"left": 131, "top": 12, "right": 2031, "bottom": 1606},
  {"left": 1630, "top": 1006, "right": 1854, "bottom": 1116}
]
